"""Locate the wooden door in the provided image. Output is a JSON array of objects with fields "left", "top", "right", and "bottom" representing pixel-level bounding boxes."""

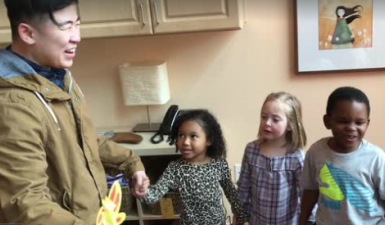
[
  {"left": 78, "top": 0, "right": 153, "bottom": 39},
  {"left": 150, "top": 0, "right": 244, "bottom": 34}
]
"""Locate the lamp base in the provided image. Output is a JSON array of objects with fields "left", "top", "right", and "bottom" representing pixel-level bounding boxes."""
[{"left": 132, "top": 123, "right": 161, "bottom": 132}]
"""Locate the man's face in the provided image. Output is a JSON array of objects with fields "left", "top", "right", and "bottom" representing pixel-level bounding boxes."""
[{"left": 31, "top": 4, "right": 81, "bottom": 68}]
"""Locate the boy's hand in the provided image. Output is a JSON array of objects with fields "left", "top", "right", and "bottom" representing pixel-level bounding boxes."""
[
  {"left": 299, "top": 189, "right": 319, "bottom": 225},
  {"left": 131, "top": 171, "right": 149, "bottom": 197}
]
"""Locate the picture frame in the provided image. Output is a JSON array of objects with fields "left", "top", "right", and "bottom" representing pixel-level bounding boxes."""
[{"left": 296, "top": 0, "right": 385, "bottom": 73}]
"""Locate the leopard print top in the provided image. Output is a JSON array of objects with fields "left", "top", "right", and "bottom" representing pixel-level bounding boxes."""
[{"left": 142, "top": 158, "right": 248, "bottom": 225}]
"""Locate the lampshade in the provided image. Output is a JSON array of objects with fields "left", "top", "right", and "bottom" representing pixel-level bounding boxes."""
[
  {"left": 119, "top": 62, "right": 170, "bottom": 132},
  {"left": 119, "top": 62, "right": 170, "bottom": 106}
]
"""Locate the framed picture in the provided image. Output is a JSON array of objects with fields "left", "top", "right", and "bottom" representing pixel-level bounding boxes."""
[{"left": 296, "top": 0, "right": 385, "bottom": 72}]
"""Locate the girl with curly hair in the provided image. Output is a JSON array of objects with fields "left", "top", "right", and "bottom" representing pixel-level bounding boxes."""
[{"left": 142, "top": 109, "right": 248, "bottom": 225}]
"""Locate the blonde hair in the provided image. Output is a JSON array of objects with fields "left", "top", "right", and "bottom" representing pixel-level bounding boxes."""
[{"left": 257, "top": 92, "right": 307, "bottom": 153}]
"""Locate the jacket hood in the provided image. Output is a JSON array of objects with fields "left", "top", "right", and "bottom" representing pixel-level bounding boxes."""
[{"left": 0, "top": 49, "right": 71, "bottom": 101}]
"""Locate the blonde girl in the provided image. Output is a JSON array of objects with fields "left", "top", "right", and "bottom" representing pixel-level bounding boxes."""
[{"left": 237, "top": 92, "right": 313, "bottom": 225}]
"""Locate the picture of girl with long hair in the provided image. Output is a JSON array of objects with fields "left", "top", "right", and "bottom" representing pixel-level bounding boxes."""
[
  {"left": 318, "top": 0, "right": 372, "bottom": 50},
  {"left": 331, "top": 5, "right": 362, "bottom": 47}
]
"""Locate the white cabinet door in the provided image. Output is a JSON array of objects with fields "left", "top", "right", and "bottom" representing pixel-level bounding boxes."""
[
  {"left": 78, "top": 0, "right": 153, "bottom": 39},
  {"left": 150, "top": 0, "right": 244, "bottom": 34},
  {"left": 0, "top": 3, "right": 11, "bottom": 44}
]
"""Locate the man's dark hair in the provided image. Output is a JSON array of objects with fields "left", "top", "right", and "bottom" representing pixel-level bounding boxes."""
[
  {"left": 168, "top": 109, "right": 227, "bottom": 159},
  {"left": 4, "top": 0, "right": 79, "bottom": 39},
  {"left": 326, "top": 86, "right": 370, "bottom": 116}
]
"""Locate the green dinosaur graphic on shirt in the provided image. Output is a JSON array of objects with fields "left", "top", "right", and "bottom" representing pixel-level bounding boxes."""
[{"left": 319, "top": 164, "right": 345, "bottom": 201}]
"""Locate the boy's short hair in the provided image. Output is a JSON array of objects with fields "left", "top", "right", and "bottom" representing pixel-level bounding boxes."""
[
  {"left": 326, "top": 86, "right": 370, "bottom": 116},
  {"left": 4, "top": 0, "right": 79, "bottom": 39}
]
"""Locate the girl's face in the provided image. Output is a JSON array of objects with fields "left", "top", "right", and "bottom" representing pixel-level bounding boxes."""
[
  {"left": 259, "top": 100, "right": 290, "bottom": 143},
  {"left": 337, "top": 8, "right": 345, "bottom": 17},
  {"left": 177, "top": 120, "right": 211, "bottom": 164}
]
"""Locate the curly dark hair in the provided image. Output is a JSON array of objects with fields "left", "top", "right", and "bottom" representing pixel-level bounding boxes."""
[{"left": 167, "top": 109, "right": 227, "bottom": 159}]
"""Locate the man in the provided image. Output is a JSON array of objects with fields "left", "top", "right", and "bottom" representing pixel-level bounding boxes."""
[{"left": 0, "top": 0, "right": 149, "bottom": 224}]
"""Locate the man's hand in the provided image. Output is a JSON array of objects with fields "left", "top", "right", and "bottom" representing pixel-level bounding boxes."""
[{"left": 131, "top": 171, "right": 149, "bottom": 198}]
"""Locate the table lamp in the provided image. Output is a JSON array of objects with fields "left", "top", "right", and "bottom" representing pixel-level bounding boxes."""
[{"left": 119, "top": 62, "right": 170, "bottom": 132}]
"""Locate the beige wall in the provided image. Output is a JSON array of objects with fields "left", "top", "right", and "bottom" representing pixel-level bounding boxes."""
[{"left": 72, "top": 0, "right": 385, "bottom": 171}]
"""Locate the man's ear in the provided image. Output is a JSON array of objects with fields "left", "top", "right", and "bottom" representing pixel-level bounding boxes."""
[
  {"left": 18, "top": 23, "right": 36, "bottom": 45},
  {"left": 367, "top": 118, "right": 371, "bottom": 127},
  {"left": 323, "top": 114, "right": 331, "bottom": 130}
]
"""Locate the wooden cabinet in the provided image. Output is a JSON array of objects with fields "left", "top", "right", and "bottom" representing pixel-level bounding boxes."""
[
  {"left": 77, "top": 0, "right": 245, "bottom": 38},
  {"left": 152, "top": 0, "right": 244, "bottom": 34},
  {"left": 0, "top": 3, "right": 11, "bottom": 44},
  {"left": 0, "top": 0, "right": 244, "bottom": 44},
  {"left": 78, "top": 0, "right": 153, "bottom": 38}
]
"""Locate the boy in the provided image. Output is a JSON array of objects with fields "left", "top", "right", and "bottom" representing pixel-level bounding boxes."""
[{"left": 299, "top": 86, "right": 385, "bottom": 225}]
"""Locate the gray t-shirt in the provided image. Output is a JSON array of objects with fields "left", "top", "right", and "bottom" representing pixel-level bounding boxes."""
[{"left": 301, "top": 138, "right": 385, "bottom": 225}]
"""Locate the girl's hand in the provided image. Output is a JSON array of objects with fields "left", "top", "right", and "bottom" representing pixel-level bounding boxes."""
[
  {"left": 233, "top": 222, "right": 244, "bottom": 225},
  {"left": 231, "top": 215, "right": 244, "bottom": 225}
]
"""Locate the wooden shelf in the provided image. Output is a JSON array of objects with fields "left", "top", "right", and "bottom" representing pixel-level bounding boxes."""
[
  {"left": 141, "top": 214, "right": 180, "bottom": 220},
  {"left": 113, "top": 132, "right": 181, "bottom": 225},
  {"left": 126, "top": 208, "right": 140, "bottom": 221}
]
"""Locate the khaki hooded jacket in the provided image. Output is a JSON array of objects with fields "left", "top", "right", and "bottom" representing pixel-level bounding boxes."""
[{"left": 0, "top": 49, "right": 144, "bottom": 225}]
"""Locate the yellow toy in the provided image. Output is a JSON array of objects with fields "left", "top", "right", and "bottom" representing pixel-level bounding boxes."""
[{"left": 96, "top": 180, "right": 127, "bottom": 225}]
